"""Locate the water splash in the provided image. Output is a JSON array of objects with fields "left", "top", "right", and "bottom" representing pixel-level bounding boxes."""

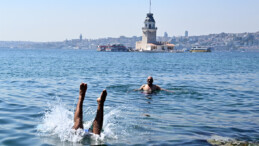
[
  {"left": 36, "top": 98, "right": 81, "bottom": 142},
  {"left": 37, "top": 98, "right": 119, "bottom": 144}
]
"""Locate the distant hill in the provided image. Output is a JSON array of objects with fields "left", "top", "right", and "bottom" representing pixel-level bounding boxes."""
[{"left": 1, "top": 31, "right": 258, "bottom": 52}]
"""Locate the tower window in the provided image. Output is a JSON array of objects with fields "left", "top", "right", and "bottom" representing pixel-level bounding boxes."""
[{"left": 149, "top": 24, "right": 151, "bottom": 29}]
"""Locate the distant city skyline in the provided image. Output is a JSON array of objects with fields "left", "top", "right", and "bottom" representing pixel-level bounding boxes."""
[{"left": 1, "top": 0, "right": 259, "bottom": 42}]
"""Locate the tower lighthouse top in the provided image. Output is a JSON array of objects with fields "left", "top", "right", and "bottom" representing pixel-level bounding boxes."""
[
  {"left": 149, "top": 0, "right": 152, "bottom": 13},
  {"left": 145, "top": 13, "right": 155, "bottom": 23},
  {"left": 143, "top": 0, "right": 156, "bottom": 30},
  {"left": 145, "top": 0, "right": 155, "bottom": 23}
]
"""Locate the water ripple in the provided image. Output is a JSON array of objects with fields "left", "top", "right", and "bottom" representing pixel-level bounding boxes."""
[{"left": 0, "top": 49, "right": 258, "bottom": 145}]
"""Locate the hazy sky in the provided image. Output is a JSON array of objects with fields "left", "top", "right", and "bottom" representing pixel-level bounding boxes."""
[{"left": 1, "top": 0, "right": 259, "bottom": 42}]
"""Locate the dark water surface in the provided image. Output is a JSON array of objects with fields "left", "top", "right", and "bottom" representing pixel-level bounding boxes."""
[{"left": 0, "top": 48, "right": 258, "bottom": 145}]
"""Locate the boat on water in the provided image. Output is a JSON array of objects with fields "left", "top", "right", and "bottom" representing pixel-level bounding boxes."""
[
  {"left": 97, "top": 44, "right": 129, "bottom": 52},
  {"left": 190, "top": 46, "right": 211, "bottom": 53}
]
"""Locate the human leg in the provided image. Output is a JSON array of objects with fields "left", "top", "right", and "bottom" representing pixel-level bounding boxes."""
[
  {"left": 72, "top": 83, "right": 87, "bottom": 130},
  {"left": 92, "top": 90, "right": 107, "bottom": 135}
]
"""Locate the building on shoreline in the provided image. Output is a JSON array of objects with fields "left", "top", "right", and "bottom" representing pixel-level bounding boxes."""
[
  {"left": 97, "top": 44, "right": 129, "bottom": 52},
  {"left": 135, "top": 12, "right": 174, "bottom": 52}
]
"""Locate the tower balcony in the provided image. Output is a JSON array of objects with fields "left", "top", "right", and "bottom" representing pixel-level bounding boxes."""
[{"left": 142, "top": 27, "right": 157, "bottom": 32}]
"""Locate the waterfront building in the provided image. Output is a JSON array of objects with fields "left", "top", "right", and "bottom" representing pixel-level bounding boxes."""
[{"left": 97, "top": 44, "right": 129, "bottom": 52}]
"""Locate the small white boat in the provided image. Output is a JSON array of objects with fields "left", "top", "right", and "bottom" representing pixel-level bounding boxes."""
[{"left": 190, "top": 46, "right": 211, "bottom": 52}]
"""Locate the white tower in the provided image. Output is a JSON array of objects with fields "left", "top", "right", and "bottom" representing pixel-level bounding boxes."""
[
  {"left": 142, "top": 13, "right": 157, "bottom": 44},
  {"left": 136, "top": 0, "right": 165, "bottom": 51}
]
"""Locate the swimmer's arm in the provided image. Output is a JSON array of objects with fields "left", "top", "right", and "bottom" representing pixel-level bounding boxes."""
[
  {"left": 157, "top": 85, "right": 174, "bottom": 93},
  {"left": 134, "top": 85, "right": 145, "bottom": 91}
]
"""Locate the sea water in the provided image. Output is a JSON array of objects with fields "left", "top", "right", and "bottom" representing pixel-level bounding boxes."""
[{"left": 0, "top": 48, "right": 258, "bottom": 145}]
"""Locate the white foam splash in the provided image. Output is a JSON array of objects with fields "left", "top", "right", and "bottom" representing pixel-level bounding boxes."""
[
  {"left": 210, "top": 135, "right": 235, "bottom": 142},
  {"left": 37, "top": 98, "right": 119, "bottom": 143}
]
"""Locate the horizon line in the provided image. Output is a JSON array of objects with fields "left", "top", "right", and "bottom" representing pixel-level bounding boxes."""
[{"left": 0, "top": 31, "right": 258, "bottom": 43}]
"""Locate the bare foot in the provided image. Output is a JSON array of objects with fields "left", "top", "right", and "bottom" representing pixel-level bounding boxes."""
[
  {"left": 92, "top": 89, "right": 107, "bottom": 134},
  {"left": 97, "top": 90, "right": 107, "bottom": 104},
  {"left": 79, "top": 83, "right": 87, "bottom": 100}
]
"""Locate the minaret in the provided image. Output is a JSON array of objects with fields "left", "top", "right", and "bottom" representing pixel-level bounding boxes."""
[{"left": 142, "top": 0, "right": 157, "bottom": 45}]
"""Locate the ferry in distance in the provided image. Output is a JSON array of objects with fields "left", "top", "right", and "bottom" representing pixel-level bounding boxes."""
[
  {"left": 97, "top": 44, "right": 129, "bottom": 52},
  {"left": 190, "top": 46, "right": 212, "bottom": 53}
]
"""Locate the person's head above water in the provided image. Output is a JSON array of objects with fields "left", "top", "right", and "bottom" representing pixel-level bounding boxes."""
[{"left": 147, "top": 76, "right": 153, "bottom": 86}]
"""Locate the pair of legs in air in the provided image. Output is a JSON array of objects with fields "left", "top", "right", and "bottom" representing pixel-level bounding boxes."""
[{"left": 72, "top": 83, "right": 107, "bottom": 135}]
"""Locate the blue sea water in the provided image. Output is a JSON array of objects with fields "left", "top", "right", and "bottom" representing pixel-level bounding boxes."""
[{"left": 0, "top": 48, "right": 258, "bottom": 145}]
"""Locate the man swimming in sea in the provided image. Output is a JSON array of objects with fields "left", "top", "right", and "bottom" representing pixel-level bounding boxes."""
[
  {"left": 72, "top": 83, "right": 107, "bottom": 135},
  {"left": 137, "top": 76, "right": 173, "bottom": 93}
]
